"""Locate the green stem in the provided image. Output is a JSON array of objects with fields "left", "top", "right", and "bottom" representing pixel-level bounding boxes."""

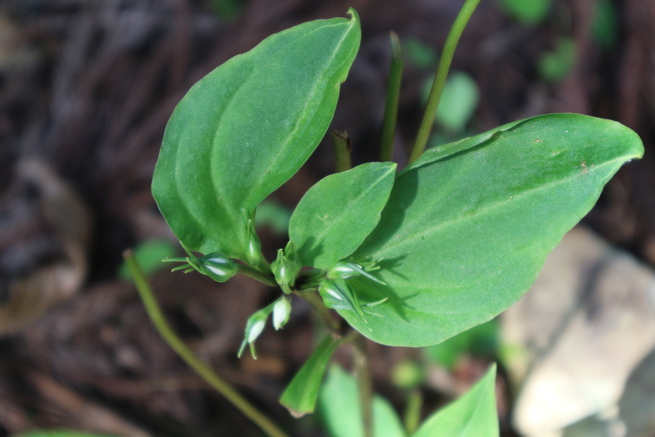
[
  {"left": 124, "top": 250, "right": 289, "bottom": 437},
  {"left": 353, "top": 334, "right": 373, "bottom": 437},
  {"left": 297, "top": 289, "right": 342, "bottom": 334},
  {"left": 332, "top": 130, "right": 352, "bottom": 172},
  {"left": 380, "top": 32, "right": 403, "bottom": 162},
  {"left": 409, "top": 0, "right": 481, "bottom": 164},
  {"left": 403, "top": 389, "right": 423, "bottom": 435},
  {"left": 238, "top": 262, "right": 277, "bottom": 287}
]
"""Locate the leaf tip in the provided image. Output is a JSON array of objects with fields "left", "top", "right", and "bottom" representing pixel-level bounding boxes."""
[
  {"left": 284, "top": 406, "right": 309, "bottom": 419},
  {"left": 346, "top": 7, "right": 360, "bottom": 24}
]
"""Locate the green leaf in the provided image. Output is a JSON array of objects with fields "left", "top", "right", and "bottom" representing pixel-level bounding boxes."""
[
  {"left": 538, "top": 37, "right": 576, "bottom": 83},
  {"left": 413, "top": 364, "right": 498, "bottom": 437},
  {"left": 425, "top": 319, "right": 500, "bottom": 370},
  {"left": 255, "top": 200, "right": 292, "bottom": 236},
  {"left": 345, "top": 114, "right": 643, "bottom": 346},
  {"left": 290, "top": 162, "right": 397, "bottom": 269},
  {"left": 591, "top": 0, "right": 618, "bottom": 50},
  {"left": 280, "top": 336, "right": 342, "bottom": 417},
  {"left": 319, "top": 365, "right": 406, "bottom": 437},
  {"left": 118, "top": 240, "right": 177, "bottom": 280},
  {"left": 496, "top": 0, "right": 552, "bottom": 25},
  {"left": 434, "top": 71, "right": 480, "bottom": 133},
  {"left": 152, "top": 10, "right": 361, "bottom": 260}
]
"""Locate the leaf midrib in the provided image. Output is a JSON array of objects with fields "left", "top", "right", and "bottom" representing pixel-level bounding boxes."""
[{"left": 373, "top": 157, "right": 624, "bottom": 258}]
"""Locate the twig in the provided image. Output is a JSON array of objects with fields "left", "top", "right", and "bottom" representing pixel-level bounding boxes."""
[
  {"left": 123, "top": 250, "right": 289, "bottom": 437},
  {"left": 353, "top": 333, "right": 373, "bottom": 437},
  {"left": 332, "top": 130, "right": 352, "bottom": 172}
]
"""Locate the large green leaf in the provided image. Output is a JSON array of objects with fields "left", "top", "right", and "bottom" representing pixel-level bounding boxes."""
[
  {"left": 413, "top": 364, "right": 498, "bottom": 437},
  {"left": 290, "top": 162, "right": 397, "bottom": 269},
  {"left": 152, "top": 10, "right": 361, "bottom": 259},
  {"left": 343, "top": 114, "right": 643, "bottom": 346},
  {"left": 319, "top": 365, "right": 406, "bottom": 437}
]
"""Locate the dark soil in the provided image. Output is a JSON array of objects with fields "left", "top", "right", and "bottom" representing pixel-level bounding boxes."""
[{"left": 0, "top": 0, "right": 653, "bottom": 436}]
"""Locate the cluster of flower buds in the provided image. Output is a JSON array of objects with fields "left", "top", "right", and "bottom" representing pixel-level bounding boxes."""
[
  {"left": 164, "top": 244, "right": 238, "bottom": 283},
  {"left": 271, "top": 241, "right": 302, "bottom": 294},
  {"left": 318, "top": 259, "right": 387, "bottom": 326},
  {"left": 238, "top": 295, "right": 292, "bottom": 358}
]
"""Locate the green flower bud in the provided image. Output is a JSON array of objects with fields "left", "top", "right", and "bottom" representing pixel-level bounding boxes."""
[
  {"left": 326, "top": 260, "right": 386, "bottom": 285},
  {"left": 238, "top": 303, "right": 274, "bottom": 359},
  {"left": 272, "top": 296, "right": 292, "bottom": 330},
  {"left": 318, "top": 277, "right": 388, "bottom": 327},
  {"left": 198, "top": 253, "right": 238, "bottom": 282},
  {"left": 245, "top": 219, "right": 264, "bottom": 268},
  {"left": 271, "top": 241, "right": 302, "bottom": 294},
  {"left": 164, "top": 244, "right": 237, "bottom": 283},
  {"left": 272, "top": 249, "right": 292, "bottom": 283},
  {"left": 318, "top": 278, "right": 367, "bottom": 324}
]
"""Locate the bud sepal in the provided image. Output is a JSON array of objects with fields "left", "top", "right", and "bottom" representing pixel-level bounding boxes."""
[
  {"left": 164, "top": 243, "right": 238, "bottom": 283},
  {"left": 318, "top": 278, "right": 387, "bottom": 327},
  {"left": 326, "top": 259, "right": 386, "bottom": 285},
  {"left": 271, "top": 241, "right": 302, "bottom": 294}
]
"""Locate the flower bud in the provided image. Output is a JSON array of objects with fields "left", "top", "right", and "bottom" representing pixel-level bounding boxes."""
[
  {"left": 318, "top": 278, "right": 367, "bottom": 324},
  {"left": 198, "top": 253, "right": 238, "bottom": 283},
  {"left": 238, "top": 303, "right": 274, "bottom": 359},
  {"left": 272, "top": 296, "right": 292, "bottom": 330},
  {"left": 164, "top": 244, "right": 238, "bottom": 284},
  {"left": 271, "top": 241, "right": 302, "bottom": 294},
  {"left": 245, "top": 219, "right": 264, "bottom": 268},
  {"left": 272, "top": 249, "right": 292, "bottom": 282},
  {"left": 326, "top": 260, "right": 386, "bottom": 285}
]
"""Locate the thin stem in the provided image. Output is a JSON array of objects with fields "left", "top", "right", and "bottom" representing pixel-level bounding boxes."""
[
  {"left": 380, "top": 32, "right": 403, "bottom": 162},
  {"left": 353, "top": 334, "right": 373, "bottom": 437},
  {"left": 403, "top": 389, "right": 423, "bottom": 435},
  {"left": 238, "top": 262, "right": 277, "bottom": 287},
  {"left": 296, "top": 289, "right": 342, "bottom": 334},
  {"left": 124, "top": 250, "right": 289, "bottom": 437},
  {"left": 332, "top": 130, "right": 352, "bottom": 172},
  {"left": 409, "top": 0, "right": 481, "bottom": 164}
]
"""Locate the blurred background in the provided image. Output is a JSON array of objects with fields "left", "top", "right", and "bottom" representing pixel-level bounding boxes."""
[{"left": 0, "top": 0, "right": 653, "bottom": 436}]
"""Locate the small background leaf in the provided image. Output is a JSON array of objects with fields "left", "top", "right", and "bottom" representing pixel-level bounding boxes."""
[
  {"left": 413, "top": 364, "right": 498, "bottom": 437},
  {"left": 319, "top": 365, "right": 406, "bottom": 437},
  {"left": 422, "top": 71, "right": 479, "bottom": 133},
  {"left": 425, "top": 319, "right": 500, "bottom": 370},
  {"left": 255, "top": 199, "right": 292, "bottom": 237},
  {"left": 118, "top": 240, "right": 177, "bottom": 280},
  {"left": 290, "top": 162, "right": 396, "bottom": 269},
  {"left": 496, "top": 0, "right": 552, "bottom": 25},
  {"left": 538, "top": 37, "right": 576, "bottom": 83}
]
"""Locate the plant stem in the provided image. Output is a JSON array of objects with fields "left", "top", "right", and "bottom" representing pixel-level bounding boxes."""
[
  {"left": 403, "top": 389, "right": 423, "bottom": 435},
  {"left": 409, "top": 0, "right": 481, "bottom": 164},
  {"left": 297, "top": 289, "right": 342, "bottom": 334},
  {"left": 238, "top": 262, "right": 277, "bottom": 287},
  {"left": 124, "top": 250, "right": 289, "bottom": 437},
  {"left": 380, "top": 32, "right": 403, "bottom": 162},
  {"left": 353, "top": 334, "right": 373, "bottom": 437},
  {"left": 332, "top": 130, "right": 352, "bottom": 172}
]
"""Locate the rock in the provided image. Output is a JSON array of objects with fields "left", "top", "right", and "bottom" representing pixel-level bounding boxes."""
[{"left": 504, "top": 226, "right": 655, "bottom": 436}]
